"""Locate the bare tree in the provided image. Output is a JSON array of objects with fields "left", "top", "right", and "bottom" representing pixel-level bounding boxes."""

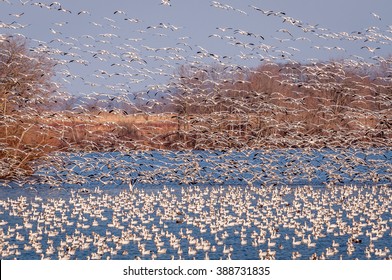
[
  {"left": 0, "top": 35, "right": 59, "bottom": 178},
  {"left": 0, "top": 35, "right": 57, "bottom": 115}
]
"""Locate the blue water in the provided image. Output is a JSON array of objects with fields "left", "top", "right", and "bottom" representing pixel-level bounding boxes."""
[{"left": 0, "top": 148, "right": 391, "bottom": 260}]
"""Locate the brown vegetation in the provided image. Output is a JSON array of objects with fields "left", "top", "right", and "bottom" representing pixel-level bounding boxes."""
[
  {"left": 1, "top": 35, "right": 391, "bottom": 178},
  {"left": 167, "top": 60, "right": 391, "bottom": 149},
  {"left": 0, "top": 35, "right": 60, "bottom": 178}
]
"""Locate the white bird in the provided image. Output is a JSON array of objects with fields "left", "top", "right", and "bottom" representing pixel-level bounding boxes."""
[
  {"left": 129, "top": 181, "right": 133, "bottom": 192},
  {"left": 371, "top": 12, "right": 381, "bottom": 20},
  {"left": 129, "top": 178, "right": 137, "bottom": 192}
]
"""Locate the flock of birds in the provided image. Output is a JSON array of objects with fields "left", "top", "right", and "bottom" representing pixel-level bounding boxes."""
[
  {"left": 0, "top": 149, "right": 391, "bottom": 260},
  {"left": 1, "top": 0, "right": 391, "bottom": 152},
  {"left": 1, "top": 0, "right": 392, "bottom": 260},
  {"left": 1, "top": 0, "right": 391, "bottom": 109},
  {"left": 0, "top": 184, "right": 391, "bottom": 260},
  {"left": 5, "top": 148, "right": 391, "bottom": 193}
]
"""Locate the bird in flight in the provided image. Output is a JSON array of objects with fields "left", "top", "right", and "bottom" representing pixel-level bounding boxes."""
[
  {"left": 361, "top": 46, "right": 380, "bottom": 53},
  {"left": 371, "top": 12, "right": 381, "bottom": 20},
  {"left": 129, "top": 178, "right": 138, "bottom": 192}
]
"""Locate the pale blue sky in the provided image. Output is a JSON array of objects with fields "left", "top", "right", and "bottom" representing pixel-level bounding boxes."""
[{"left": 1, "top": 0, "right": 391, "bottom": 96}]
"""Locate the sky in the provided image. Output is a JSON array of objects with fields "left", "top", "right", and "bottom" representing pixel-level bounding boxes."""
[{"left": 1, "top": 0, "right": 391, "bottom": 99}]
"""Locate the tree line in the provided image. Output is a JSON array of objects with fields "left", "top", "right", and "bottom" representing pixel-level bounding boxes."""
[{"left": 1, "top": 35, "right": 391, "bottom": 178}]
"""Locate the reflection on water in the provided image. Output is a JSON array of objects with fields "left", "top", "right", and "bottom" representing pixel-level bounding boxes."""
[{"left": 0, "top": 149, "right": 391, "bottom": 260}]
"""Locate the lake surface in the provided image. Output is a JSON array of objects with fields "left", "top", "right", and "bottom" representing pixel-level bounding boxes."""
[{"left": 0, "top": 149, "right": 391, "bottom": 260}]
